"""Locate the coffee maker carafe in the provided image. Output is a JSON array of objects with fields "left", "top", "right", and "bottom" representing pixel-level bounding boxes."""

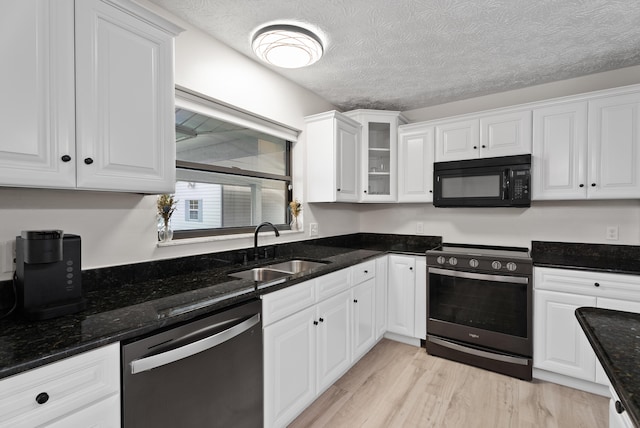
[{"left": 15, "top": 230, "right": 85, "bottom": 320}]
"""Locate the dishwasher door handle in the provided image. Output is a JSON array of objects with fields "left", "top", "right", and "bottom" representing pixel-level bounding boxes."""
[{"left": 130, "top": 313, "right": 260, "bottom": 374}]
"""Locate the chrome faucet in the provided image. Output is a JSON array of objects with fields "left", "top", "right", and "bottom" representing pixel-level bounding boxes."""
[{"left": 254, "top": 222, "right": 280, "bottom": 260}]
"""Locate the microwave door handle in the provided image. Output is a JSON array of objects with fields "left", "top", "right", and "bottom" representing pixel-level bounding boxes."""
[{"left": 502, "top": 170, "right": 510, "bottom": 200}]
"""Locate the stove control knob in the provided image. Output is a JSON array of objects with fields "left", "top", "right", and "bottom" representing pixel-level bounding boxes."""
[
  {"left": 469, "top": 259, "right": 479, "bottom": 268},
  {"left": 506, "top": 262, "right": 517, "bottom": 272},
  {"left": 448, "top": 257, "right": 458, "bottom": 266},
  {"left": 436, "top": 256, "right": 446, "bottom": 265},
  {"left": 491, "top": 261, "right": 502, "bottom": 270}
]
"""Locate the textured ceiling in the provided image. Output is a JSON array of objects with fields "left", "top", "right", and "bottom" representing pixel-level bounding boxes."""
[{"left": 147, "top": 0, "right": 640, "bottom": 111}]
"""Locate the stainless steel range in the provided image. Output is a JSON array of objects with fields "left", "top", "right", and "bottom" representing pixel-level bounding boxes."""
[{"left": 425, "top": 244, "right": 533, "bottom": 380}]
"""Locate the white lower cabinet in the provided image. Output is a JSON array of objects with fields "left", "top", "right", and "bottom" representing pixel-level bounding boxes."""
[
  {"left": 387, "top": 254, "right": 416, "bottom": 337},
  {"left": 263, "top": 258, "right": 385, "bottom": 428},
  {"left": 534, "top": 267, "right": 640, "bottom": 392},
  {"left": 374, "top": 256, "right": 388, "bottom": 339},
  {"left": 0, "top": 343, "right": 120, "bottom": 428},
  {"left": 264, "top": 306, "right": 317, "bottom": 428},
  {"left": 352, "top": 278, "right": 376, "bottom": 361},
  {"left": 609, "top": 387, "right": 635, "bottom": 428},
  {"left": 316, "top": 291, "right": 351, "bottom": 393}
]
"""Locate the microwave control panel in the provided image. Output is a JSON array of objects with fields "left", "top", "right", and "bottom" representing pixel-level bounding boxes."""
[{"left": 511, "top": 169, "right": 530, "bottom": 201}]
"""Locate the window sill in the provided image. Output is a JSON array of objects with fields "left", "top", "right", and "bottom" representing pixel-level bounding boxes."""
[{"left": 156, "top": 228, "right": 305, "bottom": 247}]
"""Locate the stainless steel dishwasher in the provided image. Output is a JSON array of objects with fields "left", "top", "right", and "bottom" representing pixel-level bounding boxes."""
[{"left": 122, "top": 299, "right": 262, "bottom": 428}]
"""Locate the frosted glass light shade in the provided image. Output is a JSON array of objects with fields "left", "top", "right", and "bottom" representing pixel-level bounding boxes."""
[{"left": 252, "top": 25, "right": 323, "bottom": 69}]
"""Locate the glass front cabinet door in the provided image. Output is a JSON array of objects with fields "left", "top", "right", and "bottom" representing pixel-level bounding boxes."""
[{"left": 345, "top": 110, "right": 407, "bottom": 202}]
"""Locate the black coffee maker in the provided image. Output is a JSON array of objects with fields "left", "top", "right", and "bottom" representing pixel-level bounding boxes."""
[{"left": 15, "top": 230, "right": 85, "bottom": 320}]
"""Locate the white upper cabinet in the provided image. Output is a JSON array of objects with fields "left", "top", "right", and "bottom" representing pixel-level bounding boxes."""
[
  {"left": 344, "top": 110, "right": 407, "bottom": 202},
  {"left": 435, "top": 118, "right": 480, "bottom": 162},
  {"left": 75, "top": 0, "right": 180, "bottom": 193},
  {"left": 533, "top": 89, "right": 640, "bottom": 200},
  {"left": 306, "top": 111, "right": 361, "bottom": 202},
  {"left": 0, "top": 0, "right": 181, "bottom": 193},
  {"left": 532, "top": 102, "right": 588, "bottom": 200},
  {"left": 587, "top": 91, "right": 640, "bottom": 199},
  {"left": 0, "top": 0, "right": 76, "bottom": 188},
  {"left": 397, "top": 123, "right": 435, "bottom": 202},
  {"left": 435, "top": 110, "right": 531, "bottom": 162}
]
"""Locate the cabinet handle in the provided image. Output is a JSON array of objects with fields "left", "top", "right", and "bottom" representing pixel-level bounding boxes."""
[
  {"left": 594, "top": 282, "right": 600, "bottom": 287},
  {"left": 313, "top": 320, "right": 318, "bottom": 325},
  {"left": 61, "top": 155, "right": 71, "bottom": 162},
  {"left": 319, "top": 317, "right": 324, "bottom": 323},
  {"left": 579, "top": 184, "right": 584, "bottom": 188},
  {"left": 35, "top": 392, "right": 49, "bottom": 405},
  {"left": 84, "top": 157, "right": 94, "bottom": 165},
  {"left": 615, "top": 400, "right": 625, "bottom": 414},
  {"left": 353, "top": 299, "right": 358, "bottom": 303},
  {"left": 591, "top": 183, "right": 596, "bottom": 187}
]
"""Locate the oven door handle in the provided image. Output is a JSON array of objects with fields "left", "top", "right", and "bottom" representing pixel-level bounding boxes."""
[
  {"left": 428, "top": 267, "right": 528, "bottom": 284},
  {"left": 428, "top": 336, "right": 530, "bottom": 366},
  {"left": 130, "top": 313, "right": 260, "bottom": 374}
]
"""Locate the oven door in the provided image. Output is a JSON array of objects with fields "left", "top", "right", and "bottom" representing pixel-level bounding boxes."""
[{"left": 427, "top": 267, "right": 532, "bottom": 357}]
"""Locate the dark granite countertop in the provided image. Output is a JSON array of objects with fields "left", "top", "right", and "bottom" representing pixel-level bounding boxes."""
[
  {"left": 576, "top": 307, "right": 640, "bottom": 427},
  {"left": 0, "top": 233, "right": 440, "bottom": 380},
  {"left": 532, "top": 241, "right": 640, "bottom": 275}
]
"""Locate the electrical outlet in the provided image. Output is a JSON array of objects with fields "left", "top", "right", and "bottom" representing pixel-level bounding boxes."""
[
  {"left": 2, "top": 240, "right": 15, "bottom": 273},
  {"left": 606, "top": 225, "right": 619, "bottom": 241},
  {"left": 416, "top": 222, "right": 424, "bottom": 235},
  {"left": 309, "top": 223, "right": 319, "bottom": 237}
]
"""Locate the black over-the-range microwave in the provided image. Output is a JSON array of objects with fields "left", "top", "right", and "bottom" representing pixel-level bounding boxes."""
[{"left": 433, "top": 154, "right": 531, "bottom": 208}]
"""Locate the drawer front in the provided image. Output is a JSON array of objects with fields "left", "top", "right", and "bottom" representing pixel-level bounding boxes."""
[
  {"left": 262, "top": 279, "right": 316, "bottom": 326},
  {"left": 534, "top": 267, "right": 640, "bottom": 301},
  {"left": 352, "top": 260, "right": 376, "bottom": 286},
  {"left": 316, "top": 268, "right": 351, "bottom": 301},
  {"left": 0, "top": 343, "right": 120, "bottom": 428}
]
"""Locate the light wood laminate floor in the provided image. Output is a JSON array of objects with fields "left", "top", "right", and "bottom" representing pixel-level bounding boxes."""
[{"left": 290, "top": 339, "right": 608, "bottom": 428}]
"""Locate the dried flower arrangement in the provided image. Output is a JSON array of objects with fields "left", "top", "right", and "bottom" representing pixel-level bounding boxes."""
[
  {"left": 289, "top": 199, "right": 302, "bottom": 218},
  {"left": 157, "top": 194, "right": 177, "bottom": 226}
]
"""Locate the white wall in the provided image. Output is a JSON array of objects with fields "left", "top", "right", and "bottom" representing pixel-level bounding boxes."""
[{"left": 0, "top": 3, "right": 337, "bottom": 281}]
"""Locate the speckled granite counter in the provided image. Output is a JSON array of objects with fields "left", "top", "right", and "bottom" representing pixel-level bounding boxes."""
[
  {"left": 532, "top": 241, "right": 640, "bottom": 275},
  {"left": 576, "top": 307, "right": 640, "bottom": 427},
  {"left": 0, "top": 233, "right": 440, "bottom": 380}
]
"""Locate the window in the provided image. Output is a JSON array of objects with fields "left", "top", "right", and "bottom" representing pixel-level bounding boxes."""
[{"left": 170, "top": 89, "right": 297, "bottom": 238}]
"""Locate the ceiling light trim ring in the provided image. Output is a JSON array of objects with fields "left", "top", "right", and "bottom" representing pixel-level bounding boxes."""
[{"left": 252, "top": 24, "right": 324, "bottom": 69}]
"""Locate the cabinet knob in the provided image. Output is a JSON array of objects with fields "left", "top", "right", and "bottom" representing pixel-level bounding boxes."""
[
  {"left": 84, "top": 157, "right": 94, "bottom": 165},
  {"left": 364, "top": 190, "right": 367, "bottom": 193},
  {"left": 364, "top": 270, "right": 368, "bottom": 274},
  {"left": 615, "top": 400, "right": 625, "bottom": 414},
  {"left": 319, "top": 317, "right": 324, "bottom": 323},
  {"left": 313, "top": 320, "right": 318, "bottom": 325},
  {"left": 35, "top": 392, "right": 49, "bottom": 405},
  {"left": 591, "top": 183, "right": 596, "bottom": 187},
  {"left": 579, "top": 184, "right": 584, "bottom": 188},
  {"left": 481, "top": 145, "right": 486, "bottom": 148},
  {"left": 594, "top": 282, "right": 600, "bottom": 287},
  {"left": 337, "top": 188, "right": 341, "bottom": 192},
  {"left": 409, "top": 267, "right": 413, "bottom": 271},
  {"left": 353, "top": 299, "right": 358, "bottom": 303},
  {"left": 429, "top": 190, "right": 433, "bottom": 193},
  {"left": 473, "top": 146, "right": 478, "bottom": 149},
  {"left": 60, "top": 155, "right": 71, "bottom": 162}
]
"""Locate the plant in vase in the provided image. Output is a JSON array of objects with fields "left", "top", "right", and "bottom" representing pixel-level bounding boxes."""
[
  {"left": 157, "top": 194, "right": 177, "bottom": 242},
  {"left": 289, "top": 199, "right": 302, "bottom": 231}
]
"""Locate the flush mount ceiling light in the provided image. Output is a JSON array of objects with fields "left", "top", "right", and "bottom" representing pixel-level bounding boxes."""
[{"left": 252, "top": 24, "right": 323, "bottom": 69}]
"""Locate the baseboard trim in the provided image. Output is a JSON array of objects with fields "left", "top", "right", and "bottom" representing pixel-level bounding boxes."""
[{"left": 533, "top": 368, "right": 610, "bottom": 397}]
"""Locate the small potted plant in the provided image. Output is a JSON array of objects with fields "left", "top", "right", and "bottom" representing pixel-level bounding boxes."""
[
  {"left": 289, "top": 199, "right": 302, "bottom": 231},
  {"left": 157, "top": 194, "right": 177, "bottom": 241}
]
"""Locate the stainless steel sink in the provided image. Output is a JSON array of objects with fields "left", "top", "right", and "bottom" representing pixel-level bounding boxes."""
[
  {"left": 228, "top": 267, "right": 292, "bottom": 282},
  {"left": 228, "top": 259, "right": 329, "bottom": 282},
  {"left": 266, "top": 259, "right": 327, "bottom": 273}
]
